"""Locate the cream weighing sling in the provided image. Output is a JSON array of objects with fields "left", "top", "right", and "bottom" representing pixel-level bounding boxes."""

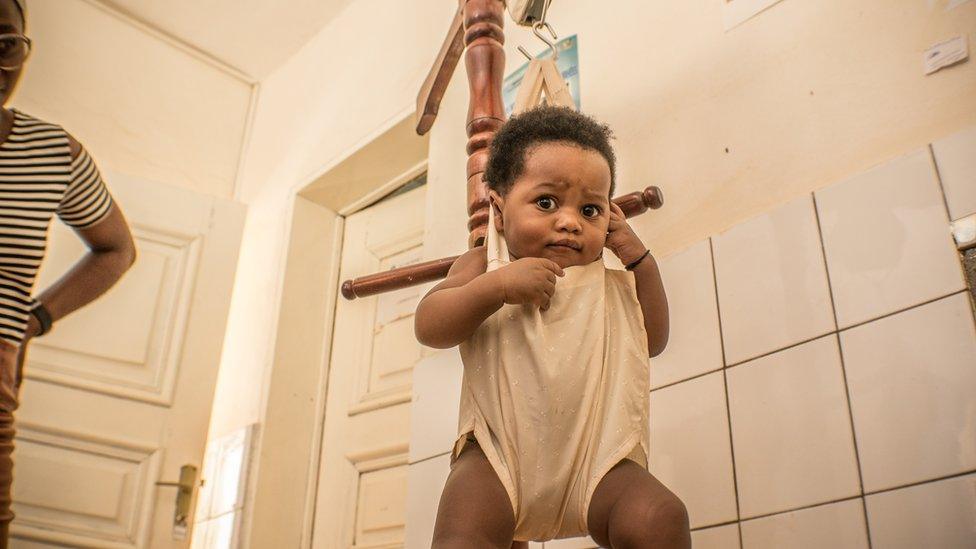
[{"left": 455, "top": 204, "right": 651, "bottom": 541}]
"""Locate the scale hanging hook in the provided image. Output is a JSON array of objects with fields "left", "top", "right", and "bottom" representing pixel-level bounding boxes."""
[{"left": 516, "top": 0, "right": 559, "bottom": 61}]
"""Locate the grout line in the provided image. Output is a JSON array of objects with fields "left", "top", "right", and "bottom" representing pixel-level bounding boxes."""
[
  {"left": 689, "top": 518, "right": 740, "bottom": 532},
  {"left": 739, "top": 493, "right": 864, "bottom": 523},
  {"left": 650, "top": 366, "right": 724, "bottom": 393},
  {"left": 927, "top": 143, "right": 955, "bottom": 222},
  {"left": 725, "top": 331, "right": 834, "bottom": 369},
  {"left": 409, "top": 450, "right": 452, "bottom": 467},
  {"left": 720, "top": 289, "right": 968, "bottom": 373},
  {"left": 836, "top": 290, "right": 968, "bottom": 334},
  {"left": 708, "top": 238, "right": 744, "bottom": 543},
  {"left": 864, "top": 468, "right": 976, "bottom": 497},
  {"left": 925, "top": 143, "right": 976, "bottom": 328},
  {"left": 726, "top": 468, "right": 976, "bottom": 526},
  {"left": 812, "top": 191, "right": 873, "bottom": 548}
]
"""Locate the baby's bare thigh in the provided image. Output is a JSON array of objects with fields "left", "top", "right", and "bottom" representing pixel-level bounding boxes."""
[
  {"left": 587, "top": 460, "right": 691, "bottom": 549},
  {"left": 431, "top": 442, "right": 518, "bottom": 549}
]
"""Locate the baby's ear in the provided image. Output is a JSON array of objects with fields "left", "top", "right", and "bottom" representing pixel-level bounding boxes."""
[{"left": 488, "top": 190, "right": 505, "bottom": 231}]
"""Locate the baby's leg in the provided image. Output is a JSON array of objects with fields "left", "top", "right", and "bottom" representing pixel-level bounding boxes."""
[
  {"left": 586, "top": 459, "right": 691, "bottom": 549},
  {"left": 432, "top": 440, "right": 519, "bottom": 549}
]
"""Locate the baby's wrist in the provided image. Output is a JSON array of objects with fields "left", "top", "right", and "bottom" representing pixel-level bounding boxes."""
[
  {"left": 617, "top": 243, "right": 649, "bottom": 265},
  {"left": 477, "top": 269, "right": 507, "bottom": 306}
]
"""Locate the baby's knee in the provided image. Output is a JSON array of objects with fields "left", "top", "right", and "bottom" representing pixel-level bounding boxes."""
[{"left": 614, "top": 493, "right": 691, "bottom": 548}]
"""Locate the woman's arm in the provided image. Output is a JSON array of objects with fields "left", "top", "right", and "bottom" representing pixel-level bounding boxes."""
[
  {"left": 24, "top": 137, "right": 136, "bottom": 339},
  {"left": 25, "top": 205, "right": 136, "bottom": 339}
]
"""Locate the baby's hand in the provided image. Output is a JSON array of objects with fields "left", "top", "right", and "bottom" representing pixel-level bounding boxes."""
[
  {"left": 492, "top": 257, "right": 565, "bottom": 311},
  {"left": 605, "top": 202, "right": 648, "bottom": 265}
]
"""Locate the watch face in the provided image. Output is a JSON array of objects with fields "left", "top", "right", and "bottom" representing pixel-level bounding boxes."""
[{"left": 507, "top": 0, "right": 547, "bottom": 26}]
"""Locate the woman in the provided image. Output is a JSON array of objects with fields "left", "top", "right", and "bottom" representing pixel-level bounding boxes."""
[{"left": 0, "top": 0, "right": 136, "bottom": 542}]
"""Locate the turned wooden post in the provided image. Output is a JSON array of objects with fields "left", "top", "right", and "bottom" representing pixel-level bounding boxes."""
[{"left": 463, "top": 0, "right": 507, "bottom": 248}]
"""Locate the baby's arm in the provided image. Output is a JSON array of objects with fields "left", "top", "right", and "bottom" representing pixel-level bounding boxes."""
[
  {"left": 606, "top": 202, "right": 670, "bottom": 357},
  {"left": 415, "top": 247, "right": 564, "bottom": 349},
  {"left": 415, "top": 247, "right": 498, "bottom": 349}
]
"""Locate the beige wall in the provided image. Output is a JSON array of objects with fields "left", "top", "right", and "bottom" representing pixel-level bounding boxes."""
[
  {"left": 231, "top": 0, "right": 976, "bottom": 544},
  {"left": 15, "top": 0, "right": 254, "bottom": 200}
]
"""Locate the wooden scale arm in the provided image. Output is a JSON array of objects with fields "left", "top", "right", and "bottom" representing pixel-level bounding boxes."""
[
  {"left": 340, "top": 186, "right": 664, "bottom": 300},
  {"left": 416, "top": 6, "right": 465, "bottom": 136}
]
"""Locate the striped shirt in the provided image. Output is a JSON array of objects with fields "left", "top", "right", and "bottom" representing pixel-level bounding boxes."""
[{"left": 0, "top": 109, "right": 114, "bottom": 344}]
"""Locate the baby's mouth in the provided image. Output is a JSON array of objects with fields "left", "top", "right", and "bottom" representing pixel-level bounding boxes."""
[{"left": 547, "top": 240, "right": 582, "bottom": 251}]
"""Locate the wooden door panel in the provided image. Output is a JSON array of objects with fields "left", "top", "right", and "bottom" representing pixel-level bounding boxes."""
[
  {"left": 11, "top": 173, "right": 244, "bottom": 548},
  {"left": 26, "top": 222, "right": 201, "bottom": 405},
  {"left": 314, "top": 187, "right": 426, "bottom": 549}
]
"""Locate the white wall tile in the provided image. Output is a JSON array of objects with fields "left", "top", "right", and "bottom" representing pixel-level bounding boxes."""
[
  {"left": 840, "top": 292, "right": 976, "bottom": 492},
  {"left": 651, "top": 239, "right": 724, "bottom": 388},
  {"left": 650, "top": 372, "right": 738, "bottom": 528},
  {"left": 712, "top": 195, "right": 835, "bottom": 365},
  {"left": 815, "top": 149, "right": 964, "bottom": 328},
  {"left": 691, "top": 524, "right": 740, "bottom": 549},
  {"left": 404, "top": 454, "right": 452, "bottom": 549},
  {"left": 727, "top": 336, "right": 861, "bottom": 517},
  {"left": 409, "top": 349, "right": 463, "bottom": 463},
  {"left": 932, "top": 125, "right": 976, "bottom": 220},
  {"left": 544, "top": 536, "right": 598, "bottom": 548},
  {"left": 740, "top": 499, "right": 868, "bottom": 549},
  {"left": 866, "top": 474, "right": 976, "bottom": 549}
]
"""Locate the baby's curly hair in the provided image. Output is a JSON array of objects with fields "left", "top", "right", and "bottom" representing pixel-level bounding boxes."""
[{"left": 484, "top": 106, "right": 616, "bottom": 197}]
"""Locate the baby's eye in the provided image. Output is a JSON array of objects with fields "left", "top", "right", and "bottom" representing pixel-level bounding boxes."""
[
  {"left": 581, "top": 205, "right": 602, "bottom": 218},
  {"left": 536, "top": 197, "right": 557, "bottom": 210}
]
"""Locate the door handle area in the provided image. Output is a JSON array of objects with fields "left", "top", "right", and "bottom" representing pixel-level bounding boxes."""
[{"left": 156, "top": 464, "right": 199, "bottom": 537}]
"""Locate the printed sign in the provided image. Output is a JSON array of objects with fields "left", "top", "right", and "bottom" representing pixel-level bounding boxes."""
[{"left": 502, "top": 34, "right": 581, "bottom": 115}]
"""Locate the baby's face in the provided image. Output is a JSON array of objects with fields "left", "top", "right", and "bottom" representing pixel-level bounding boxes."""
[{"left": 492, "top": 141, "right": 612, "bottom": 269}]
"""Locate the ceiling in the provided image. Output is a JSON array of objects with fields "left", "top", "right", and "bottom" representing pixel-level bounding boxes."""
[{"left": 102, "top": 0, "right": 355, "bottom": 80}]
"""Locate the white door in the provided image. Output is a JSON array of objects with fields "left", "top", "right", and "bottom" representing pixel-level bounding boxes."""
[
  {"left": 9, "top": 172, "right": 245, "bottom": 548},
  {"left": 312, "top": 185, "right": 428, "bottom": 549}
]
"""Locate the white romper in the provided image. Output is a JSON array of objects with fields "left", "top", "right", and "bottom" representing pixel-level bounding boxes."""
[{"left": 454, "top": 205, "right": 651, "bottom": 542}]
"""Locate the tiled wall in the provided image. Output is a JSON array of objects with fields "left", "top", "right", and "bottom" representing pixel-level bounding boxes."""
[{"left": 404, "top": 127, "right": 976, "bottom": 548}]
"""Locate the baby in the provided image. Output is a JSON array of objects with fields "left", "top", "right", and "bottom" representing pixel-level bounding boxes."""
[{"left": 415, "top": 106, "right": 689, "bottom": 548}]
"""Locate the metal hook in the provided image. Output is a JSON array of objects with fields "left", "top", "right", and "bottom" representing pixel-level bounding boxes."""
[
  {"left": 516, "top": 0, "right": 559, "bottom": 62},
  {"left": 517, "top": 20, "right": 559, "bottom": 62}
]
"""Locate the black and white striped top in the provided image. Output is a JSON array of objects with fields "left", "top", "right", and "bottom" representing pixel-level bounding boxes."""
[{"left": 0, "top": 110, "right": 114, "bottom": 344}]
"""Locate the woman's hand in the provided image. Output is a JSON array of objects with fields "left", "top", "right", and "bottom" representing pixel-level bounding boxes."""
[{"left": 605, "top": 202, "right": 648, "bottom": 265}]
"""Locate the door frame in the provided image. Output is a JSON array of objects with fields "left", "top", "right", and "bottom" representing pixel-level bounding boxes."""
[{"left": 241, "top": 110, "right": 429, "bottom": 549}]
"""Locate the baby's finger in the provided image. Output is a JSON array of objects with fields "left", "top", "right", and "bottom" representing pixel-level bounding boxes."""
[
  {"left": 543, "top": 259, "right": 565, "bottom": 277},
  {"left": 610, "top": 201, "right": 625, "bottom": 217},
  {"left": 542, "top": 280, "right": 556, "bottom": 298}
]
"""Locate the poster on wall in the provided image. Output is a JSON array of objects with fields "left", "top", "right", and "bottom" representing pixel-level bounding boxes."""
[{"left": 502, "top": 34, "right": 581, "bottom": 116}]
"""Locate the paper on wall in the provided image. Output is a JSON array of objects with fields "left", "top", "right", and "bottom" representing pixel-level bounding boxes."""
[{"left": 923, "top": 35, "right": 969, "bottom": 75}]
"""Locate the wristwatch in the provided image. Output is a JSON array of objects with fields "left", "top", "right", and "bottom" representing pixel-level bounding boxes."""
[{"left": 29, "top": 301, "right": 53, "bottom": 337}]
